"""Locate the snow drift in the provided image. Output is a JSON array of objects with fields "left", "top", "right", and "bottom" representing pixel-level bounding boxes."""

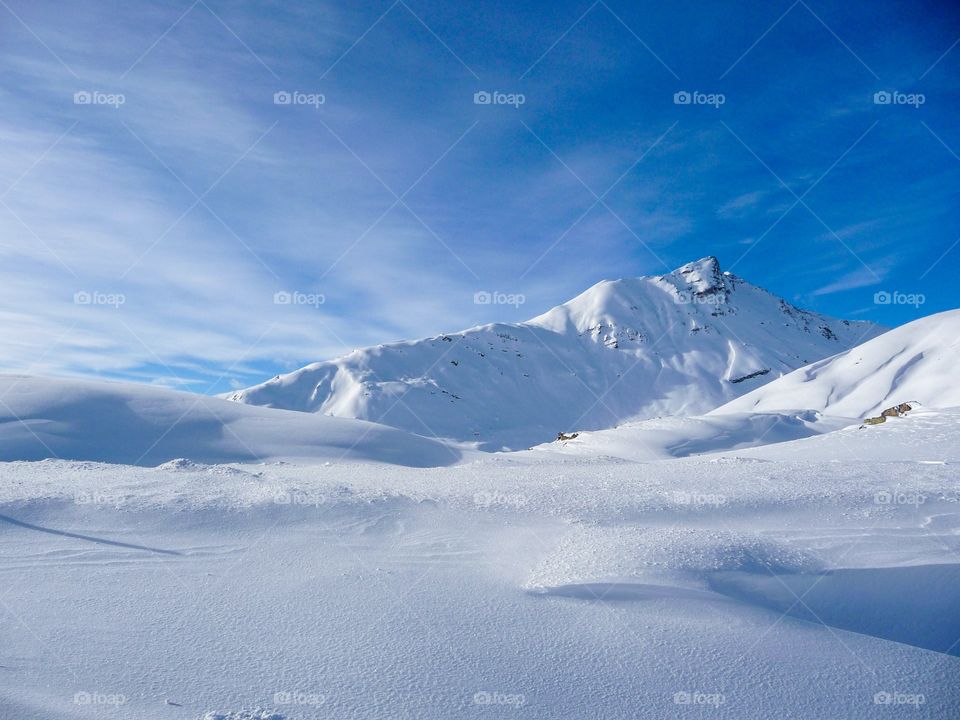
[
  {"left": 0, "top": 375, "right": 458, "bottom": 467},
  {"left": 527, "top": 410, "right": 850, "bottom": 462}
]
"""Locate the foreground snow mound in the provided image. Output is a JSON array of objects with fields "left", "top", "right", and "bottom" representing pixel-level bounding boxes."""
[
  {"left": 713, "top": 309, "right": 960, "bottom": 417},
  {"left": 2, "top": 432, "right": 959, "bottom": 719},
  {"left": 229, "top": 257, "right": 881, "bottom": 449},
  {"left": 0, "top": 375, "right": 457, "bottom": 467},
  {"left": 525, "top": 525, "right": 824, "bottom": 591}
]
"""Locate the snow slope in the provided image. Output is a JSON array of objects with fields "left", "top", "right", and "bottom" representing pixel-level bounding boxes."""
[
  {"left": 527, "top": 309, "right": 960, "bottom": 463},
  {"left": 525, "top": 410, "right": 852, "bottom": 462},
  {"left": 0, "top": 375, "right": 459, "bottom": 467},
  {"left": 229, "top": 257, "right": 882, "bottom": 449},
  {"left": 2, "top": 314, "right": 958, "bottom": 719},
  {"left": 714, "top": 309, "right": 960, "bottom": 418},
  {"left": 1, "top": 414, "right": 959, "bottom": 719},
  {"left": 528, "top": 405, "right": 960, "bottom": 464},
  {"left": 715, "top": 406, "right": 960, "bottom": 463}
]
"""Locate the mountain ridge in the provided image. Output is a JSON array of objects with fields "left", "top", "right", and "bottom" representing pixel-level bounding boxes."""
[{"left": 229, "top": 257, "right": 885, "bottom": 449}]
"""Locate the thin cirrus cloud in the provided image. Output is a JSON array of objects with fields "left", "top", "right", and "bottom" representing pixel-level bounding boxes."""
[
  {"left": 812, "top": 260, "right": 896, "bottom": 298},
  {"left": 0, "top": 0, "right": 957, "bottom": 391}
]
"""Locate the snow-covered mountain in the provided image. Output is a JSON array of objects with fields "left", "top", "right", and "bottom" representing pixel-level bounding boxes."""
[
  {"left": 229, "top": 257, "right": 884, "bottom": 449},
  {"left": 713, "top": 309, "right": 960, "bottom": 418}
]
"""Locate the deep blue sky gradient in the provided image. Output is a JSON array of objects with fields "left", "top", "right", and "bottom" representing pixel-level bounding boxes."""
[{"left": 0, "top": 0, "right": 957, "bottom": 391}]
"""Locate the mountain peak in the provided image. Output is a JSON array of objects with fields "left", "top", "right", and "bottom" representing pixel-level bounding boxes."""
[{"left": 671, "top": 255, "right": 725, "bottom": 296}]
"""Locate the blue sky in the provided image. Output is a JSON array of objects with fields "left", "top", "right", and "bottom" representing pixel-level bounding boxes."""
[{"left": 1, "top": 0, "right": 957, "bottom": 392}]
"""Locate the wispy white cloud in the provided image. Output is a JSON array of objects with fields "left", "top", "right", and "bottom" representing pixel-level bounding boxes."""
[
  {"left": 1, "top": 0, "right": 955, "bottom": 389},
  {"left": 811, "top": 255, "right": 897, "bottom": 297}
]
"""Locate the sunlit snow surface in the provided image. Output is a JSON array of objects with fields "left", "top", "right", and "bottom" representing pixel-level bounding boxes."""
[
  {"left": 2, "top": 311, "right": 959, "bottom": 718},
  {"left": 2, "top": 408, "right": 959, "bottom": 718}
]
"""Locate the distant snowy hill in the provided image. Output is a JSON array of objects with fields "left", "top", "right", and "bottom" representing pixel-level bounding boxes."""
[
  {"left": 713, "top": 309, "right": 960, "bottom": 418},
  {"left": 0, "top": 375, "right": 458, "bottom": 467},
  {"left": 229, "top": 257, "right": 883, "bottom": 449}
]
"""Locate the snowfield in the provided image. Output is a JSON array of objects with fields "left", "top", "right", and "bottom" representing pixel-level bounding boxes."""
[
  {"left": 1, "top": 285, "right": 957, "bottom": 719},
  {"left": 2, "top": 408, "right": 959, "bottom": 718}
]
